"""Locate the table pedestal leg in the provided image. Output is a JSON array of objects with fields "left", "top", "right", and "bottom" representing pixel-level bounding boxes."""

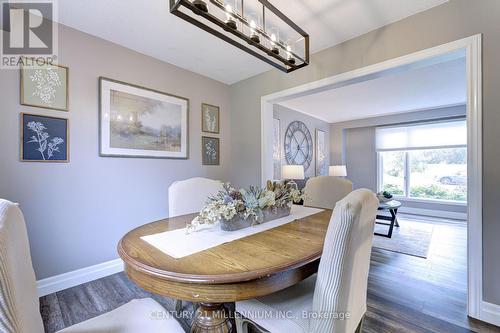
[{"left": 191, "top": 303, "right": 233, "bottom": 333}]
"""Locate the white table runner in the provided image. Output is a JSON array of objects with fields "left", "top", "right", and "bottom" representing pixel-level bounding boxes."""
[{"left": 141, "top": 205, "right": 323, "bottom": 259}]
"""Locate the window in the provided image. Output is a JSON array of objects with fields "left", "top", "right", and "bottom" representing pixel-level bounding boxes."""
[
  {"left": 377, "top": 119, "right": 467, "bottom": 203},
  {"left": 379, "top": 151, "right": 406, "bottom": 196}
]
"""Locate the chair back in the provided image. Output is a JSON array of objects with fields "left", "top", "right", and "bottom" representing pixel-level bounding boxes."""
[
  {"left": 309, "top": 189, "right": 378, "bottom": 333},
  {"left": 168, "top": 177, "right": 224, "bottom": 217},
  {"left": 303, "top": 176, "right": 353, "bottom": 209},
  {"left": 0, "top": 200, "right": 44, "bottom": 333}
]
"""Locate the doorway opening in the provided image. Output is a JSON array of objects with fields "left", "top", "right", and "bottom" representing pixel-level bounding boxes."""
[{"left": 260, "top": 35, "right": 484, "bottom": 328}]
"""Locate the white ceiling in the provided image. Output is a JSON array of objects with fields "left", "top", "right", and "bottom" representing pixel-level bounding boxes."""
[
  {"left": 57, "top": 0, "right": 448, "bottom": 84},
  {"left": 278, "top": 57, "right": 466, "bottom": 123}
]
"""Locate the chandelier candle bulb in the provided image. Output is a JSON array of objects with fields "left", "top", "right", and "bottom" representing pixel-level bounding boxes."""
[
  {"left": 224, "top": 4, "right": 237, "bottom": 29},
  {"left": 249, "top": 19, "right": 260, "bottom": 43},
  {"left": 192, "top": 0, "right": 208, "bottom": 12},
  {"left": 270, "top": 33, "right": 279, "bottom": 54},
  {"left": 286, "top": 45, "right": 295, "bottom": 64},
  {"left": 250, "top": 32, "right": 260, "bottom": 43}
]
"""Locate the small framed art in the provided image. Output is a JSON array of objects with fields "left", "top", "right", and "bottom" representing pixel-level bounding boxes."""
[
  {"left": 21, "top": 113, "right": 69, "bottom": 162},
  {"left": 273, "top": 118, "right": 281, "bottom": 180},
  {"left": 201, "top": 103, "right": 220, "bottom": 134},
  {"left": 315, "top": 129, "right": 327, "bottom": 176},
  {"left": 202, "top": 136, "right": 220, "bottom": 165},
  {"left": 21, "top": 62, "right": 69, "bottom": 111}
]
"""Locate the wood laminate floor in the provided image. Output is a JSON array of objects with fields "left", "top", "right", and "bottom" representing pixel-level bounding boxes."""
[{"left": 40, "top": 214, "right": 500, "bottom": 333}]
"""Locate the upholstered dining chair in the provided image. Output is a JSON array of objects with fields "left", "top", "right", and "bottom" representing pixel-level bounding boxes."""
[
  {"left": 235, "top": 189, "right": 378, "bottom": 333},
  {"left": 0, "top": 199, "right": 184, "bottom": 333},
  {"left": 168, "top": 177, "right": 224, "bottom": 313},
  {"left": 168, "top": 177, "right": 224, "bottom": 217},
  {"left": 303, "top": 175, "right": 353, "bottom": 209}
]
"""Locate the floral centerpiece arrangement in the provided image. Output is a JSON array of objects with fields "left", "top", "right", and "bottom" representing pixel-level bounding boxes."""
[{"left": 187, "top": 181, "right": 304, "bottom": 233}]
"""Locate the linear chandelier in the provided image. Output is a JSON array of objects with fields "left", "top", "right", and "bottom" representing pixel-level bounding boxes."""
[{"left": 170, "top": 0, "right": 309, "bottom": 73}]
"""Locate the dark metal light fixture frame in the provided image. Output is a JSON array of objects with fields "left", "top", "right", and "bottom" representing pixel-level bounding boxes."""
[{"left": 170, "top": 0, "right": 310, "bottom": 73}]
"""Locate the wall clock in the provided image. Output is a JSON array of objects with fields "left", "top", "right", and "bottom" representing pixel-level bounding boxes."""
[{"left": 284, "top": 121, "right": 313, "bottom": 172}]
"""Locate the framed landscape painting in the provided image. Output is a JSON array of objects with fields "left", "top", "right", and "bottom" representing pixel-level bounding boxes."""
[
  {"left": 21, "top": 62, "right": 69, "bottom": 111},
  {"left": 99, "top": 77, "right": 189, "bottom": 159},
  {"left": 202, "top": 136, "right": 220, "bottom": 165},
  {"left": 21, "top": 113, "right": 69, "bottom": 162},
  {"left": 201, "top": 103, "right": 220, "bottom": 134}
]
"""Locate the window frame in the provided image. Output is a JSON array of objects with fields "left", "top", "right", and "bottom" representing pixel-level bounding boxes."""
[{"left": 377, "top": 146, "right": 467, "bottom": 206}]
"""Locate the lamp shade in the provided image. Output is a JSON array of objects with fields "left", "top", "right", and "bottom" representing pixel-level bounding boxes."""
[
  {"left": 329, "top": 165, "right": 347, "bottom": 177},
  {"left": 282, "top": 165, "right": 304, "bottom": 180}
]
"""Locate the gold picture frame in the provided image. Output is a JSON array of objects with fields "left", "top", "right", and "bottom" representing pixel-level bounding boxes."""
[
  {"left": 20, "top": 61, "right": 69, "bottom": 112},
  {"left": 201, "top": 103, "right": 220, "bottom": 134}
]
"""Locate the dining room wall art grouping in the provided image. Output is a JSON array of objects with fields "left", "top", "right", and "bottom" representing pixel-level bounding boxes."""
[
  {"left": 18, "top": 61, "right": 221, "bottom": 166},
  {"left": 20, "top": 60, "right": 69, "bottom": 162},
  {"left": 201, "top": 103, "right": 221, "bottom": 166}
]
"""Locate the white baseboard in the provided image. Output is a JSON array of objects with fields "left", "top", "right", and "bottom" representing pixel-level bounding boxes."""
[
  {"left": 398, "top": 206, "right": 467, "bottom": 220},
  {"left": 481, "top": 301, "right": 500, "bottom": 327},
  {"left": 37, "top": 258, "right": 124, "bottom": 297}
]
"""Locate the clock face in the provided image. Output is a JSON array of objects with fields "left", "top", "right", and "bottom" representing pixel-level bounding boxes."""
[{"left": 284, "top": 121, "right": 313, "bottom": 171}]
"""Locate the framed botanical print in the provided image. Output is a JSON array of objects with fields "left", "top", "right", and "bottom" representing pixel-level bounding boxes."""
[
  {"left": 99, "top": 77, "right": 189, "bottom": 159},
  {"left": 21, "top": 113, "right": 69, "bottom": 162},
  {"left": 21, "top": 62, "right": 69, "bottom": 111},
  {"left": 201, "top": 103, "right": 220, "bottom": 134},
  {"left": 315, "top": 129, "right": 327, "bottom": 176},
  {"left": 202, "top": 136, "right": 220, "bottom": 165}
]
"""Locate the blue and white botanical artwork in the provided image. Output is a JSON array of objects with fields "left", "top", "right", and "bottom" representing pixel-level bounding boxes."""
[
  {"left": 22, "top": 114, "right": 68, "bottom": 162},
  {"left": 202, "top": 137, "right": 219, "bottom": 165}
]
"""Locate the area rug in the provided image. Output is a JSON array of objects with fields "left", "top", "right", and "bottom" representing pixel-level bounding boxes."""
[{"left": 373, "top": 219, "right": 434, "bottom": 258}]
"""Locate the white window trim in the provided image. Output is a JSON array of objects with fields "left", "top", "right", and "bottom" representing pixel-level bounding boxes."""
[
  {"left": 387, "top": 195, "right": 468, "bottom": 207},
  {"left": 377, "top": 143, "right": 467, "bottom": 152},
  {"left": 377, "top": 148, "right": 468, "bottom": 205}
]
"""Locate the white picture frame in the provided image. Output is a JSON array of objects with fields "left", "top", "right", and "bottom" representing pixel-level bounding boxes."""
[
  {"left": 315, "top": 129, "right": 327, "bottom": 176},
  {"left": 273, "top": 118, "right": 281, "bottom": 180}
]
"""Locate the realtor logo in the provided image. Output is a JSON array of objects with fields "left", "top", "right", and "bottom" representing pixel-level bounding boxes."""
[{"left": 1, "top": 0, "right": 58, "bottom": 68}]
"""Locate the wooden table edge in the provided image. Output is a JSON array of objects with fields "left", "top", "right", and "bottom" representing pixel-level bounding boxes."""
[{"left": 118, "top": 239, "right": 323, "bottom": 284}]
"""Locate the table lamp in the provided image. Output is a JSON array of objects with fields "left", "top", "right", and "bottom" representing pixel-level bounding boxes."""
[
  {"left": 282, "top": 165, "right": 304, "bottom": 190},
  {"left": 329, "top": 165, "right": 347, "bottom": 177},
  {"left": 282, "top": 165, "right": 304, "bottom": 180}
]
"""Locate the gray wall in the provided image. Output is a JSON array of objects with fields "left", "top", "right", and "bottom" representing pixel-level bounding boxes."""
[
  {"left": 229, "top": 0, "right": 500, "bottom": 305},
  {"left": 273, "top": 104, "right": 330, "bottom": 179},
  {"left": 344, "top": 126, "right": 376, "bottom": 190},
  {"left": 0, "top": 24, "right": 231, "bottom": 279},
  {"left": 333, "top": 105, "right": 467, "bottom": 214}
]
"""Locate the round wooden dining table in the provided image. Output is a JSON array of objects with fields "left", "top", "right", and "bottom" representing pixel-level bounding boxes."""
[{"left": 118, "top": 208, "right": 332, "bottom": 332}]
